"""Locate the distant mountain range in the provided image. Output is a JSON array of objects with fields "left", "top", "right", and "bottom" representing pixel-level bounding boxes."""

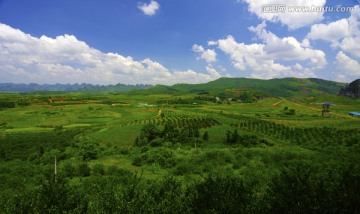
[
  {"left": 1, "top": 78, "right": 357, "bottom": 100},
  {"left": 0, "top": 83, "right": 151, "bottom": 93}
]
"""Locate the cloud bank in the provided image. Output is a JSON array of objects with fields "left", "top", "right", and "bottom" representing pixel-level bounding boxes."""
[{"left": 0, "top": 23, "right": 221, "bottom": 85}]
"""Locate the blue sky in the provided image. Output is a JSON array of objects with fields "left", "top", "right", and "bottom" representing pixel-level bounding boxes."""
[{"left": 0, "top": 0, "right": 359, "bottom": 84}]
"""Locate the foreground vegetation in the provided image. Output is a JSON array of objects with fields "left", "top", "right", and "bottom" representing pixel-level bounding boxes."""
[{"left": 0, "top": 91, "right": 359, "bottom": 213}]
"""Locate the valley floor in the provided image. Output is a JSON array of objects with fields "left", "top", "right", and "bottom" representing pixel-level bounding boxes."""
[{"left": 0, "top": 93, "right": 359, "bottom": 213}]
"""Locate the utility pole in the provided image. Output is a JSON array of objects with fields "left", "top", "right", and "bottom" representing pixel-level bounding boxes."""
[{"left": 54, "top": 155, "right": 57, "bottom": 183}]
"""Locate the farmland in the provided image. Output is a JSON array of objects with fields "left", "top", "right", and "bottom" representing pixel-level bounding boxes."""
[{"left": 0, "top": 90, "right": 360, "bottom": 213}]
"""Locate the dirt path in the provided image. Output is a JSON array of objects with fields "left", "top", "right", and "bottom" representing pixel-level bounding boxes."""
[{"left": 272, "top": 99, "right": 283, "bottom": 107}]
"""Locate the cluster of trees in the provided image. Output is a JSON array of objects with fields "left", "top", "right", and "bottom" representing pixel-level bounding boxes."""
[
  {"left": 225, "top": 129, "right": 271, "bottom": 147},
  {"left": 0, "top": 99, "right": 31, "bottom": 109},
  {"left": 0, "top": 101, "right": 16, "bottom": 109},
  {"left": 0, "top": 128, "right": 84, "bottom": 161},
  {"left": 1, "top": 159, "right": 359, "bottom": 213},
  {"left": 283, "top": 106, "right": 296, "bottom": 115},
  {"left": 134, "top": 123, "right": 209, "bottom": 147}
]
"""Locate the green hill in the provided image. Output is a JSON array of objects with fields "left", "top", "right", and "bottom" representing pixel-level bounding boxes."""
[{"left": 131, "top": 77, "right": 346, "bottom": 99}]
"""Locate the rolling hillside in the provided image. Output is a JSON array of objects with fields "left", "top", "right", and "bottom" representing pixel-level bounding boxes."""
[{"left": 131, "top": 77, "right": 346, "bottom": 99}]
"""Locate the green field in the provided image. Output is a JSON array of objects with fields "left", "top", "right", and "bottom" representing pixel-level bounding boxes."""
[{"left": 0, "top": 92, "right": 359, "bottom": 213}]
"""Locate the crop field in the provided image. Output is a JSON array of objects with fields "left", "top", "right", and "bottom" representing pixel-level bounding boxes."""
[{"left": 0, "top": 92, "right": 359, "bottom": 213}]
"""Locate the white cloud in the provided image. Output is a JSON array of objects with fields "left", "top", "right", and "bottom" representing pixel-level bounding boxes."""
[
  {"left": 208, "top": 41, "right": 218, "bottom": 46},
  {"left": 307, "top": 19, "right": 350, "bottom": 47},
  {"left": 137, "top": 0, "right": 160, "bottom": 16},
  {"left": 307, "top": 6, "right": 360, "bottom": 58},
  {"left": 216, "top": 35, "right": 317, "bottom": 79},
  {"left": 340, "top": 37, "right": 360, "bottom": 58},
  {"left": 192, "top": 44, "right": 217, "bottom": 63},
  {"left": 205, "top": 66, "right": 222, "bottom": 79},
  {"left": 213, "top": 22, "right": 324, "bottom": 79},
  {"left": 335, "top": 51, "right": 360, "bottom": 81},
  {"left": 0, "top": 23, "right": 219, "bottom": 85},
  {"left": 243, "top": 0, "right": 326, "bottom": 29},
  {"left": 248, "top": 22, "right": 327, "bottom": 68},
  {"left": 340, "top": 6, "right": 360, "bottom": 58},
  {"left": 293, "top": 63, "right": 303, "bottom": 70}
]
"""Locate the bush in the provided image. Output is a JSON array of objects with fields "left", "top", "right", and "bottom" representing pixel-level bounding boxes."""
[
  {"left": 202, "top": 130, "right": 209, "bottom": 141},
  {"left": 77, "top": 162, "right": 91, "bottom": 177},
  {"left": 62, "top": 163, "right": 76, "bottom": 178},
  {"left": 173, "top": 161, "right": 201, "bottom": 176},
  {"left": 132, "top": 155, "right": 145, "bottom": 166},
  {"left": 150, "top": 138, "right": 163, "bottom": 147},
  {"left": 82, "top": 151, "right": 97, "bottom": 161},
  {"left": 189, "top": 174, "right": 251, "bottom": 213},
  {"left": 92, "top": 164, "right": 105, "bottom": 176}
]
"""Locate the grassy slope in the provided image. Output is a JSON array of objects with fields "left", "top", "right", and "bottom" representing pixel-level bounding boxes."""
[{"left": 132, "top": 77, "right": 346, "bottom": 99}]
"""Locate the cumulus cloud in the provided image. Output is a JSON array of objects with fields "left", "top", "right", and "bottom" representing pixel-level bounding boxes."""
[
  {"left": 217, "top": 35, "right": 317, "bottom": 79},
  {"left": 249, "top": 22, "right": 327, "bottom": 68},
  {"left": 137, "top": 0, "right": 160, "bottom": 16},
  {"left": 205, "top": 66, "right": 222, "bottom": 79},
  {"left": 0, "top": 23, "right": 220, "bottom": 85},
  {"left": 212, "top": 22, "right": 324, "bottom": 79},
  {"left": 192, "top": 44, "right": 217, "bottom": 63},
  {"left": 307, "top": 19, "right": 350, "bottom": 47},
  {"left": 335, "top": 51, "right": 360, "bottom": 81},
  {"left": 243, "top": 0, "right": 326, "bottom": 29},
  {"left": 307, "top": 6, "right": 360, "bottom": 58}
]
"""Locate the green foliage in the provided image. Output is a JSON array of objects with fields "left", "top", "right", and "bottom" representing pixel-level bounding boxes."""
[
  {"left": 239, "top": 91, "right": 256, "bottom": 103},
  {"left": 77, "top": 162, "right": 91, "bottom": 177},
  {"left": 0, "top": 88, "right": 359, "bottom": 213},
  {"left": 62, "top": 163, "right": 76, "bottom": 178},
  {"left": 134, "top": 123, "right": 203, "bottom": 147},
  {"left": 4, "top": 178, "right": 87, "bottom": 214},
  {"left": 284, "top": 108, "right": 296, "bottom": 115},
  {"left": 82, "top": 151, "right": 97, "bottom": 161},
  {"left": 189, "top": 174, "right": 251, "bottom": 213},
  {"left": 225, "top": 129, "right": 270, "bottom": 147},
  {"left": 202, "top": 130, "right": 209, "bottom": 141},
  {"left": 263, "top": 160, "right": 360, "bottom": 213},
  {"left": 0, "top": 128, "right": 84, "bottom": 160},
  {"left": 0, "top": 101, "right": 15, "bottom": 109},
  {"left": 92, "top": 164, "right": 105, "bottom": 176},
  {"left": 134, "top": 124, "right": 161, "bottom": 146},
  {"left": 0, "top": 146, "right": 6, "bottom": 160},
  {"left": 132, "top": 148, "right": 176, "bottom": 168}
]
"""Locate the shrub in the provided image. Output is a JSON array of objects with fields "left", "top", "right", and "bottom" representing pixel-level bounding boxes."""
[
  {"left": 62, "top": 163, "right": 76, "bottom": 178},
  {"left": 82, "top": 151, "right": 97, "bottom": 161},
  {"left": 189, "top": 175, "right": 251, "bottom": 213},
  {"left": 92, "top": 164, "right": 105, "bottom": 176},
  {"left": 77, "top": 162, "right": 91, "bottom": 177}
]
